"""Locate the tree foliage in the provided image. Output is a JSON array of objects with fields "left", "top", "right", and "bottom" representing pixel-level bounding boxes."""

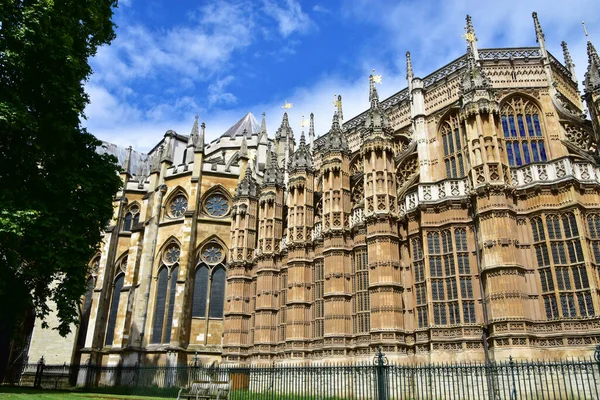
[{"left": 0, "top": 0, "right": 122, "bottom": 338}]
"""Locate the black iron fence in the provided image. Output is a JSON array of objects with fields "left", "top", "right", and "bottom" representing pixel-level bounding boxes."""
[{"left": 4, "top": 348, "right": 600, "bottom": 399}]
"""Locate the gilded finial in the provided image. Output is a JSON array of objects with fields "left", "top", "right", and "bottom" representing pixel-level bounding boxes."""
[
  {"left": 463, "top": 15, "right": 476, "bottom": 43},
  {"left": 282, "top": 101, "right": 293, "bottom": 109},
  {"left": 370, "top": 69, "right": 382, "bottom": 84}
]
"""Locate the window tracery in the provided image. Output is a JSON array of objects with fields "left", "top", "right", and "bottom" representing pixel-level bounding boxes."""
[
  {"left": 204, "top": 193, "right": 229, "bottom": 217},
  {"left": 352, "top": 248, "right": 369, "bottom": 334},
  {"left": 427, "top": 228, "right": 475, "bottom": 326},
  {"left": 440, "top": 113, "right": 466, "bottom": 178},
  {"left": 312, "top": 258, "right": 324, "bottom": 338},
  {"left": 532, "top": 213, "right": 593, "bottom": 320},
  {"left": 412, "top": 237, "right": 427, "bottom": 328},
  {"left": 501, "top": 97, "right": 547, "bottom": 166},
  {"left": 191, "top": 242, "right": 227, "bottom": 321},
  {"left": 168, "top": 194, "right": 188, "bottom": 218},
  {"left": 122, "top": 204, "right": 140, "bottom": 231},
  {"left": 396, "top": 156, "right": 418, "bottom": 190},
  {"left": 152, "top": 245, "right": 181, "bottom": 344}
]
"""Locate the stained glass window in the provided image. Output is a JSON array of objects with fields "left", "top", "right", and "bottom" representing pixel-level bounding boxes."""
[
  {"left": 352, "top": 248, "right": 370, "bottom": 334},
  {"left": 123, "top": 205, "right": 140, "bottom": 231},
  {"left": 440, "top": 113, "right": 466, "bottom": 179},
  {"left": 202, "top": 245, "right": 224, "bottom": 265},
  {"left": 151, "top": 267, "right": 168, "bottom": 344},
  {"left": 192, "top": 265, "right": 209, "bottom": 318},
  {"left": 501, "top": 97, "right": 547, "bottom": 167},
  {"left": 533, "top": 213, "right": 593, "bottom": 319},
  {"left": 169, "top": 195, "right": 188, "bottom": 218},
  {"left": 164, "top": 245, "right": 180, "bottom": 264},
  {"left": 209, "top": 266, "right": 226, "bottom": 318},
  {"left": 205, "top": 194, "right": 229, "bottom": 217},
  {"left": 105, "top": 274, "right": 124, "bottom": 346}
]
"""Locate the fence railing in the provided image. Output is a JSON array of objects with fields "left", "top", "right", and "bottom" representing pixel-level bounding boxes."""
[{"left": 4, "top": 348, "right": 600, "bottom": 399}]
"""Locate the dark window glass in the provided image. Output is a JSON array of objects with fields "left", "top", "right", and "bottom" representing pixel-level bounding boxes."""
[
  {"left": 209, "top": 266, "right": 226, "bottom": 318},
  {"left": 164, "top": 265, "right": 178, "bottom": 343},
  {"left": 105, "top": 274, "right": 124, "bottom": 346},
  {"left": 192, "top": 265, "right": 209, "bottom": 317},
  {"left": 123, "top": 213, "right": 132, "bottom": 231},
  {"left": 151, "top": 267, "right": 168, "bottom": 344},
  {"left": 501, "top": 116, "right": 509, "bottom": 138},
  {"left": 507, "top": 142, "right": 514, "bottom": 166}
]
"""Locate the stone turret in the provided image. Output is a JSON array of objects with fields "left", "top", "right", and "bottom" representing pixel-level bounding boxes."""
[
  {"left": 224, "top": 162, "right": 259, "bottom": 361},
  {"left": 319, "top": 109, "right": 352, "bottom": 346},
  {"left": 360, "top": 73, "right": 402, "bottom": 342},
  {"left": 584, "top": 36, "right": 600, "bottom": 146}
]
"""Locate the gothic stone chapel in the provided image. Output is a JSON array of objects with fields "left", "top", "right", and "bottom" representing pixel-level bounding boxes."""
[{"left": 25, "top": 13, "right": 600, "bottom": 367}]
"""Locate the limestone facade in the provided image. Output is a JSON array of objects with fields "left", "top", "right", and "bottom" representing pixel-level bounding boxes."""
[{"left": 27, "top": 13, "right": 600, "bottom": 366}]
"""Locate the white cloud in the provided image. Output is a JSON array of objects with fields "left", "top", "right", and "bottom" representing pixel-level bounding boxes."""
[
  {"left": 312, "top": 5, "right": 330, "bottom": 14},
  {"left": 208, "top": 76, "right": 237, "bottom": 107},
  {"left": 85, "top": 1, "right": 600, "bottom": 153},
  {"left": 263, "top": 0, "right": 313, "bottom": 37}
]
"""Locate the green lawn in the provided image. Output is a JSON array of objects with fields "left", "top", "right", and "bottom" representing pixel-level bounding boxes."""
[{"left": 0, "top": 387, "right": 168, "bottom": 400}]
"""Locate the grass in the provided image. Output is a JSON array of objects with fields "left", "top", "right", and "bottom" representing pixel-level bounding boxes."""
[{"left": 0, "top": 386, "right": 169, "bottom": 400}]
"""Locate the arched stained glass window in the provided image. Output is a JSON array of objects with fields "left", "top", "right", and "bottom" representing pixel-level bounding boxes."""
[
  {"left": 192, "top": 265, "right": 209, "bottom": 317},
  {"left": 501, "top": 97, "right": 547, "bottom": 166},
  {"left": 440, "top": 113, "right": 466, "bottom": 179},
  {"left": 122, "top": 205, "right": 140, "bottom": 232},
  {"left": 105, "top": 274, "right": 124, "bottom": 346},
  {"left": 209, "top": 266, "right": 226, "bottom": 318}
]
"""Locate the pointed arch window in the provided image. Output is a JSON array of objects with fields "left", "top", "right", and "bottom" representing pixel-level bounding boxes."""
[
  {"left": 192, "top": 242, "right": 227, "bottom": 320},
  {"left": 151, "top": 244, "right": 180, "bottom": 344},
  {"left": 440, "top": 113, "right": 466, "bottom": 179},
  {"left": 501, "top": 97, "right": 547, "bottom": 166},
  {"left": 122, "top": 204, "right": 140, "bottom": 232}
]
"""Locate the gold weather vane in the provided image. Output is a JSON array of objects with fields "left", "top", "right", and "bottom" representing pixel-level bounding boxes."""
[
  {"left": 463, "top": 31, "right": 476, "bottom": 43},
  {"left": 282, "top": 101, "right": 293, "bottom": 109},
  {"left": 301, "top": 114, "right": 307, "bottom": 127},
  {"left": 371, "top": 69, "right": 382, "bottom": 84},
  {"left": 583, "top": 21, "right": 589, "bottom": 38}
]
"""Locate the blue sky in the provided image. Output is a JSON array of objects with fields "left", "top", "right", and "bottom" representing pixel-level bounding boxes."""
[{"left": 85, "top": 0, "right": 600, "bottom": 152}]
